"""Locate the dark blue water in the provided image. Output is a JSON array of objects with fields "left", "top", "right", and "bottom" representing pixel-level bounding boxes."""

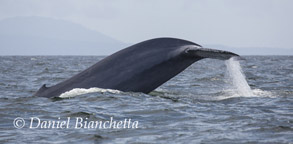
[{"left": 0, "top": 56, "right": 292, "bottom": 143}]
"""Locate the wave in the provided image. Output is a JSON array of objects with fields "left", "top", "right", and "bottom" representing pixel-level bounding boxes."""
[
  {"left": 214, "top": 88, "right": 274, "bottom": 100},
  {"left": 59, "top": 87, "right": 121, "bottom": 98}
]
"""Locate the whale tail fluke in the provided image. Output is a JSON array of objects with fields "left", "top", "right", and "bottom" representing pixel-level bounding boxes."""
[
  {"left": 34, "top": 38, "right": 241, "bottom": 98},
  {"left": 184, "top": 46, "right": 240, "bottom": 60}
]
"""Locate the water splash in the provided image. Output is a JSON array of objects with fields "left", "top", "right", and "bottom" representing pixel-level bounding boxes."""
[
  {"left": 225, "top": 57, "right": 254, "bottom": 97},
  {"left": 59, "top": 87, "right": 121, "bottom": 98}
]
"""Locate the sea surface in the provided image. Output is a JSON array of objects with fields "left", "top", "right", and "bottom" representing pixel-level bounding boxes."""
[{"left": 0, "top": 56, "right": 292, "bottom": 143}]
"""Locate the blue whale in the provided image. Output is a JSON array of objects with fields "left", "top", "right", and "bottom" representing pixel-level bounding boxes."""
[{"left": 34, "top": 38, "right": 239, "bottom": 98}]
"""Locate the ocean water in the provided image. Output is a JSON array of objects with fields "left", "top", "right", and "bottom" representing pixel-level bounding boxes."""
[{"left": 0, "top": 56, "right": 292, "bottom": 143}]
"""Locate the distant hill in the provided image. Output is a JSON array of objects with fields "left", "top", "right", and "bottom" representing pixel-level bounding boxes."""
[
  {"left": 0, "top": 17, "right": 128, "bottom": 55},
  {"left": 203, "top": 44, "right": 293, "bottom": 55}
]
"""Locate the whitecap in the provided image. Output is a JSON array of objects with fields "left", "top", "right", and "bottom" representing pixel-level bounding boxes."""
[{"left": 59, "top": 87, "right": 121, "bottom": 98}]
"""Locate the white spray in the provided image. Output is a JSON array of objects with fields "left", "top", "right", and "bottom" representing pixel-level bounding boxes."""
[
  {"left": 225, "top": 57, "right": 254, "bottom": 96},
  {"left": 59, "top": 87, "right": 121, "bottom": 98}
]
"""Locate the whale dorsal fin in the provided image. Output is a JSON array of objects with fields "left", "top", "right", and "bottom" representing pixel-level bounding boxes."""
[
  {"left": 42, "top": 84, "right": 47, "bottom": 89},
  {"left": 33, "top": 84, "right": 49, "bottom": 97},
  {"left": 38, "top": 84, "right": 48, "bottom": 92}
]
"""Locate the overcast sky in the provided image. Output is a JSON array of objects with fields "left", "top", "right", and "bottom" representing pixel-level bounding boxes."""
[{"left": 0, "top": 0, "right": 292, "bottom": 49}]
